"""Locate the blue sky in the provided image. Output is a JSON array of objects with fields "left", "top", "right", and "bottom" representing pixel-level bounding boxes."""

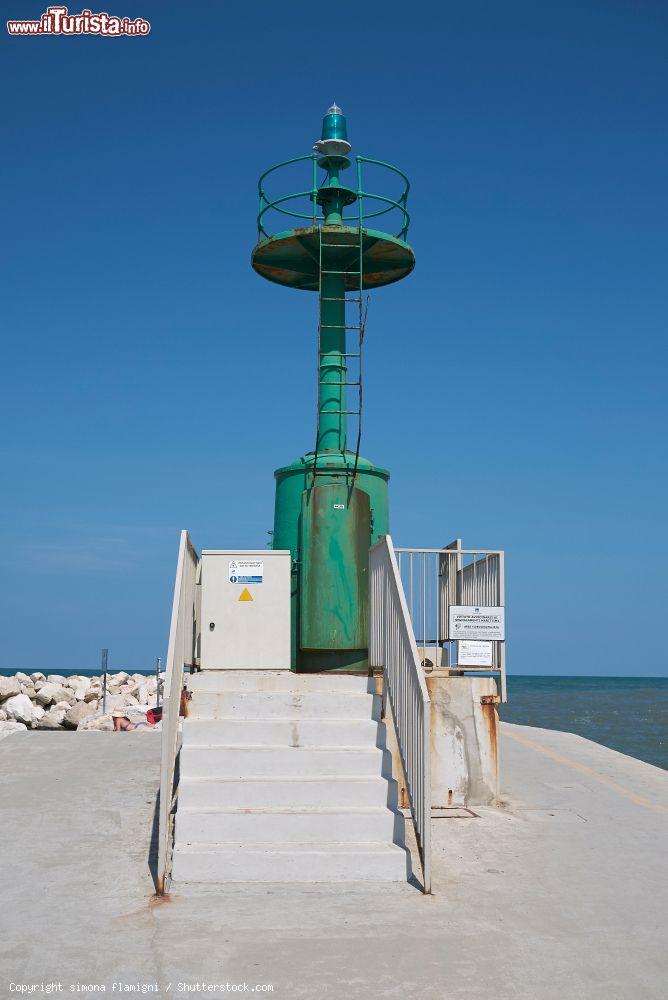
[{"left": 2, "top": 1, "right": 666, "bottom": 674}]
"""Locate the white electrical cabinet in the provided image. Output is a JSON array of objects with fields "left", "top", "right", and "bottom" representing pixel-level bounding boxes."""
[{"left": 199, "top": 549, "right": 291, "bottom": 670}]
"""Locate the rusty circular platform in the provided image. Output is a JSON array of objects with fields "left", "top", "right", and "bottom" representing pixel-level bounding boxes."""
[{"left": 251, "top": 225, "right": 415, "bottom": 292}]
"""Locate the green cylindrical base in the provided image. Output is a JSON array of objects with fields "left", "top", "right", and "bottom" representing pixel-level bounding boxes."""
[{"left": 272, "top": 451, "right": 389, "bottom": 672}]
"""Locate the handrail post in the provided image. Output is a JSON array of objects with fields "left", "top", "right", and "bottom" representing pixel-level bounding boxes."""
[
  {"left": 155, "top": 655, "right": 161, "bottom": 709},
  {"left": 101, "top": 648, "right": 108, "bottom": 716}
]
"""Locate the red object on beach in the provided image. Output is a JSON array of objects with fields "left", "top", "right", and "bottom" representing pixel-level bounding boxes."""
[{"left": 146, "top": 707, "right": 163, "bottom": 726}]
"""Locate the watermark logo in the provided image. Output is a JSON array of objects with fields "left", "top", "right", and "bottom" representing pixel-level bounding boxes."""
[{"left": 7, "top": 6, "right": 151, "bottom": 36}]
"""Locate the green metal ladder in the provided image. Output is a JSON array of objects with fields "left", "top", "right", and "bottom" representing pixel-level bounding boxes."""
[{"left": 311, "top": 226, "right": 367, "bottom": 484}]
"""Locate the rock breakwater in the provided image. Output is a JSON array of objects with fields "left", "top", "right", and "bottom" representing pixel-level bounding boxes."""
[{"left": 0, "top": 671, "right": 164, "bottom": 738}]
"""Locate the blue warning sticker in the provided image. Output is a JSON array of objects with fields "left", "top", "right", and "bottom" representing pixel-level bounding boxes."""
[{"left": 229, "top": 559, "right": 263, "bottom": 585}]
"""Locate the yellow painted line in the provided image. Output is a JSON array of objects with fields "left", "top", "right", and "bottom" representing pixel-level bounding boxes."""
[{"left": 504, "top": 727, "right": 668, "bottom": 818}]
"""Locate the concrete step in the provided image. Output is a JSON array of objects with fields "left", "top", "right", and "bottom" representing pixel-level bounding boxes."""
[
  {"left": 176, "top": 806, "right": 403, "bottom": 845},
  {"left": 171, "top": 841, "right": 409, "bottom": 883},
  {"left": 188, "top": 691, "right": 380, "bottom": 721},
  {"left": 182, "top": 718, "right": 381, "bottom": 748},
  {"left": 178, "top": 776, "right": 394, "bottom": 810},
  {"left": 173, "top": 670, "right": 404, "bottom": 886},
  {"left": 180, "top": 745, "right": 386, "bottom": 778},
  {"left": 188, "top": 671, "right": 373, "bottom": 695}
]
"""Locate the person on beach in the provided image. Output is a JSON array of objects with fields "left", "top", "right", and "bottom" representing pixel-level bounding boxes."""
[{"left": 112, "top": 707, "right": 162, "bottom": 731}]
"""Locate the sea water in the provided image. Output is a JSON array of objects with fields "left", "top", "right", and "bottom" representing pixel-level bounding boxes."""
[{"left": 500, "top": 676, "right": 668, "bottom": 771}]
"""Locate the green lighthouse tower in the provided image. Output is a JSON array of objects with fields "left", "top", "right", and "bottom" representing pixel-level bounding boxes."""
[{"left": 251, "top": 105, "right": 414, "bottom": 671}]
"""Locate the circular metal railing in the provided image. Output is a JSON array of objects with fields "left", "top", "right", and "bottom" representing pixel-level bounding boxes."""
[{"left": 257, "top": 153, "right": 411, "bottom": 242}]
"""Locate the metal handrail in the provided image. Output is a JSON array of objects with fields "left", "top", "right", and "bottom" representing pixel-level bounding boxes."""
[
  {"left": 157, "top": 529, "right": 199, "bottom": 894},
  {"left": 395, "top": 547, "right": 504, "bottom": 555},
  {"left": 369, "top": 534, "right": 431, "bottom": 893},
  {"left": 257, "top": 152, "right": 318, "bottom": 188},
  {"left": 257, "top": 154, "right": 410, "bottom": 241}
]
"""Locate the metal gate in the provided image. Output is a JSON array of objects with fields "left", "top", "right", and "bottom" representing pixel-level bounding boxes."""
[{"left": 395, "top": 540, "right": 506, "bottom": 701}]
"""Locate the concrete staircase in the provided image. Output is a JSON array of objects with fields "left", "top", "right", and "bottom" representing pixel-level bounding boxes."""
[{"left": 170, "top": 671, "right": 408, "bottom": 884}]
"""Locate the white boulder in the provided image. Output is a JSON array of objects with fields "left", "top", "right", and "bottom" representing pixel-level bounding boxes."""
[
  {"left": 37, "top": 714, "right": 63, "bottom": 730},
  {"left": 48, "top": 707, "right": 67, "bottom": 723},
  {"left": 30, "top": 671, "right": 46, "bottom": 683},
  {"left": 101, "top": 694, "right": 120, "bottom": 712},
  {"left": 46, "top": 674, "right": 67, "bottom": 685},
  {"left": 125, "top": 706, "right": 151, "bottom": 723},
  {"left": 38, "top": 708, "right": 67, "bottom": 729},
  {"left": 0, "top": 676, "right": 21, "bottom": 700},
  {"left": 79, "top": 713, "right": 114, "bottom": 731},
  {"left": 16, "top": 671, "right": 32, "bottom": 685},
  {"left": 3, "top": 694, "right": 37, "bottom": 724},
  {"left": 35, "top": 683, "right": 70, "bottom": 707},
  {"left": 0, "top": 720, "right": 28, "bottom": 740},
  {"left": 103, "top": 694, "right": 131, "bottom": 713},
  {"left": 63, "top": 701, "right": 97, "bottom": 729},
  {"left": 29, "top": 705, "right": 46, "bottom": 727}
]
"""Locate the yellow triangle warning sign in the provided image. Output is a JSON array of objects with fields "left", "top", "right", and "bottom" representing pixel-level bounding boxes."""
[{"left": 238, "top": 587, "right": 253, "bottom": 602}]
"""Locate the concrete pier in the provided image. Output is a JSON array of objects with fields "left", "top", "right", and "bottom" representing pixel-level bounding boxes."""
[{"left": 1, "top": 724, "right": 666, "bottom": 998}]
